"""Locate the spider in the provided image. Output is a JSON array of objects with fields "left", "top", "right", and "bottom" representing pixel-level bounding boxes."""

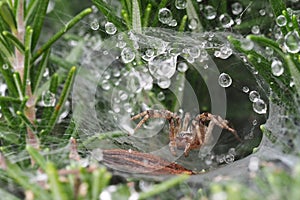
[{"left": 131, "top": 110, "right": 241, "bottom": 157}]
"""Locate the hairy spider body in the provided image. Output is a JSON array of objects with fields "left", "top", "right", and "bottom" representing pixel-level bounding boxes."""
[{"left": 131, "top": 110, "right": 241, "bottom": 157}]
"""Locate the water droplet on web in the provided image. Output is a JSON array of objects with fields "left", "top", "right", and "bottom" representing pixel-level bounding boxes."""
[
  {"left": 242, "top": 86, "right": 249, "bottom": 93},
  {"left": 284, "top": 31, "right": 300, "bottom": 53},
  {"left": 265, "top": 46, "right": 274, "bottom": 56},
  {"left": 58, "top": 101, "right": 70, "bottom": 123},
  {"left": 101, "top": 79, "right": 111, "bottom": 90},
  {"left": 241, "top": 38, "right": 254, "bottom": 51},
  {"left": 124, "top": 102, "right": 133, "bottom": 113},
  {"left": 42, "top": 91, "right": 56, "bottom": 107},
  {"left": 105, "top": 22, "right": 117, "bottom": 35},
  {"left": 251, "top": 25, "right": 260, "bottom": 34},
  {"left": 188, "top": 46, "right": 200, "bottom": 58},
  {"left": 231, "top": 2, "right": 243, "bottom": 15},
  {"left": 157, "top": 91, "right": 165, "bottom": 101},
  {"left": 224, "top": 154, "right": 235, "bottom": 163},
  {"left": 2, "top": 63, "right": 8, "bottom": 70},
  {"left": 118, "top": 90, "right": 128, "bottom": 101},
  {"left": 203, "top": 5, "right": 217, "bottom": 20},
  {"left": 90, "top": 20, "right": 99, "bottom": 30},
  {"left": 249, "top": 90, "right": 260, "bottom": 102},
  {"left": 175, "top": 0, "right": 187, "bottom": 9},
  {"left": 188, "top": 18, "right": 199, "bottom": 30},
  {"left": 168, "top": 19, "right": 177, "bottom": 27},
  {"left": 218, "top": 73, "right": 232, "bottom": 88},
  {"left": 214, "top": 46, "right": 232, "bottom": 59},
  {"left": 121, "top": 47, "right": 135, "bottom": 63},
  {"left": 253, "top": 99, "right": 267, "bottom": 114},
  {"left": 158, "top": 8, "right": 173, "bottom": 24},
  {"left": 259, "top": 9, "right": 266, "bottom": 16},
  {"left": 248, "top": 156, "right": 260, "bottom": 172},
  {"left": 271, "top": 59, "right": 284, "bottom": 76},
  {"left": 219, "top": 13, "right": 234, "bottom": 28},
  {"left": 157, "top": 77, "right": 171, "bottom": 89},
  {"left": 148, "top": 53, "right": 177, "bottom": 79},
  {"left": 177, "top": 62, "right": 188, "bottom": 72},
  {"left": 252, "top": 119, "right": 257, "bottom": 126}
]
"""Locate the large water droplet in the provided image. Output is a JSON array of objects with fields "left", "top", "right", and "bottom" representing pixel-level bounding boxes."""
[
  {"left": 241, "top": 38, "right": 254, "bottom": 51},
  {"left": 158, "top": 8, "right": 173, "bottom": 24},
  {"left": 219, "top": 13, "right": 234, "bottom": 28},
  {"left": 157, "top": 91, "right": 165, "bottom": 101},
  {"left": 249, "top": 90, "right": 260, "bottom": 102},
  {"left": 276, "top": 15, "right": 287, "bottom": 27},
  {"left": 175, "top": 0, "right": 187, "bottom": 9},
  {"left": 42, "top": 91, "right": 56, "bottom": 107},
  {"left": 105, "top": 22, "right": 117, "bottom": 35},
  {"left": 203, "top": 5, "right": 217, "bottom": 20},
  {"left": 2, "top": 63, "right": 8, "bottom": 70},
  {"left": 284, "top": 31, "right": 300, "bottom": 53},
  {"left": 121, "top": 47, "right": 135, "bottom": 63},
  {"left": 252, "top": 99, "right": 267, "bottom": 114},
  {"left": 231, "top": 2, "right": 243, "bottom": 15},
  {"left": 214, "top": 46, "right": 232, "bottom": 59},
  {"left": 148, "top": 53, "right": 177, "bottom": 79},
  {"left": 218, "top": 73, "right": 232, "bottom": 87},
  {"left": 271, "top": 59, "right": 284, "bottom": 76}
]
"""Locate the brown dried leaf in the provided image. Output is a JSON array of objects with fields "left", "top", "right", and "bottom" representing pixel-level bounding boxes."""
[{"left": 102, "top": 149, "right": 194, "bottom": 175}]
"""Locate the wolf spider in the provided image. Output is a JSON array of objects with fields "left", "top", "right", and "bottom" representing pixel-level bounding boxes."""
[{"left": 131, "top": 110, "right": 241, "bottom": 157}]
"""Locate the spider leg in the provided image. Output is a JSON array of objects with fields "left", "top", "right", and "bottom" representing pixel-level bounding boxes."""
[
  {"left": 197, "top": 113, "right": 241, "bottom": 142},
  {"left": 168, "top": 118, "right": 177, "bottom": 156}
]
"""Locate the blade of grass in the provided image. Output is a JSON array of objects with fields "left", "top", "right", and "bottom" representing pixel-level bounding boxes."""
[
  {"left": 5, "top": 159, "right": 50, "bottom": 200},
  {"left": 186, "top": 0, "right": 203, "bottom": 32},
  {"left": 46, "top": 162, "right": 69, "bottom": 200},
  {"left": 47, "top": 67, "right": 76, "bottom": 132},
  {"left": 285, "top": 55, "right": 300, "bottom": 96},
  {"left": 16, "top": 110, "right": 35, "bottom": 131},
  {"left": 23, "top": 26, "right": 33, "bottom": 94},
  {"left": 32, "top": 49, "right": 50, "bottom": 94},
  {"left": 142, "top": 3, "right": 152, "bottom": 28},
  {"left": 31, "top": 0, "right": 49, "bottom": 49},
  {"left": 32, "top": 8, "right": 92, "bottom": 62},
  {"left": 138, "top": 174, "right": 189, "bottom": 200},
  {"left": 92, "top": 168, "right": 111, "bottom": 200},
  {"left": 26, "top": 145, "right": 47, "bottom": 171},
  {"left": 13, "top": 72, "right": 23, "bottom": 100},
  {"left": 2, "top": 31, "right": 25, "bottom": 53},
  {"left": 132, "top": 0, "right": 141, "bottom": 33},
  {"left": 0, "top": 1, "right": 17, "bottom": 32},
  {"left": 178, "top": 15, "right": 188, "bottom": 32}
]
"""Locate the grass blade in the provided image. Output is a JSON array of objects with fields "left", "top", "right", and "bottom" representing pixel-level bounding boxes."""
[
  {"left": 31, "top": 0, "right": 49, "bottom": 49},
  {"left": 26, "top": 145, "right": 47, "bottom": 171},
  {"left": 32, "top": 8, "right": 92, "bottom": 62},
  {"left": 47, "top": 66, "right": 76, "bottom": 132},
  {"left": 132, "top": 0, "right": 141, "bottom": 33},
  {"left": 2, "top": 31, "right": 25, "bottom": 53},
  {"left": 32, "top": 49, "right": 50, "bottom": 94}
]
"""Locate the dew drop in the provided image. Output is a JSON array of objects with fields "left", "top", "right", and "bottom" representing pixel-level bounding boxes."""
[
  {"left": 253, "top": 99, "right": 267, "bottom": 114},
  {"left": 203, "top": 5, "right": 217, "bottom": 20},
  {"left": 283, "top": 31, "right": 300, "bottom": 53},
  {"left": 265, "top": 46, "right": 274, "bottom": 56},
  {"left": 224, "top": 154, "right": 235, "bottom": 164},
  {"left": 168, "top": 19, "right": 177, "bottom": 27},
  {"left": 175, "top": 0, "right": 187, "bottom": 9},
  {"left": 157, "top": 91, "right": 165, "bottom": 101},
  {"left": 124, "top": 102, "right": 133, "bottom": 113},
  {"left": 249, "top": 90, "right": 260, "bottom": 102},
  {"left": 42, "top": 91, "right": 56, "bottom": 107},
  {"left": 218, "top": 73, "right": 232, "bottom": 88},
  {"left": 188, "top": 18, "right": 199, "bottom": 30},
  {"left": 90, "top": 20, "right": 99, "bottom": 30},
  {"left": 219, "top": 13, "right": 234, "bottom": 28},
  {"left": 251, "top": 25, "right": 260, "bottom": 34},
  {"left": 259, "top": 9, "right": 266, "bottom": 16},
  {"left": 177, "top": 62, "right": 188, "bottom": 72},
  {"left": 188, "top": 46, "right": 200, "bottom": 58},
  {"left": 148, "top": 53, "right": 177, "bottom": 79},
  {"left": 105, "top": 22, "right": 117, "bottom": 35},
  {"left": 121, "top": 47, "right": 135, "bottom": 63},
  {"left": 242, "top": 86, "right": 249, "bottom": 93},
  {"left": 157, "top": 77, "right": 171, "bottom": 89},
  {"left": 231, "top": 2, "right": 243, "bottom": 15},
  {"left": 241, "top": 38, "right": 254, "bottom": 51},
  {"left": 271, "top": 59, "right": 284, "bottom": 76},
  {"left": 276, "top": 15, "right": 287, "bottom": 27},
  {"left": 214, "top": 46, "right": 232, "bottom": 59},
  {"left": 118, "top": 90, "right": 128, "bottom": 101},
  {"left": 158, "top": 8, "right": 173, "bottom": 24},
  {"left": 101, "top": 80, "right": 111, "bottom": 90},
  {"left": 2, "top": 63, "right": 8, "bottom": 70}
]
